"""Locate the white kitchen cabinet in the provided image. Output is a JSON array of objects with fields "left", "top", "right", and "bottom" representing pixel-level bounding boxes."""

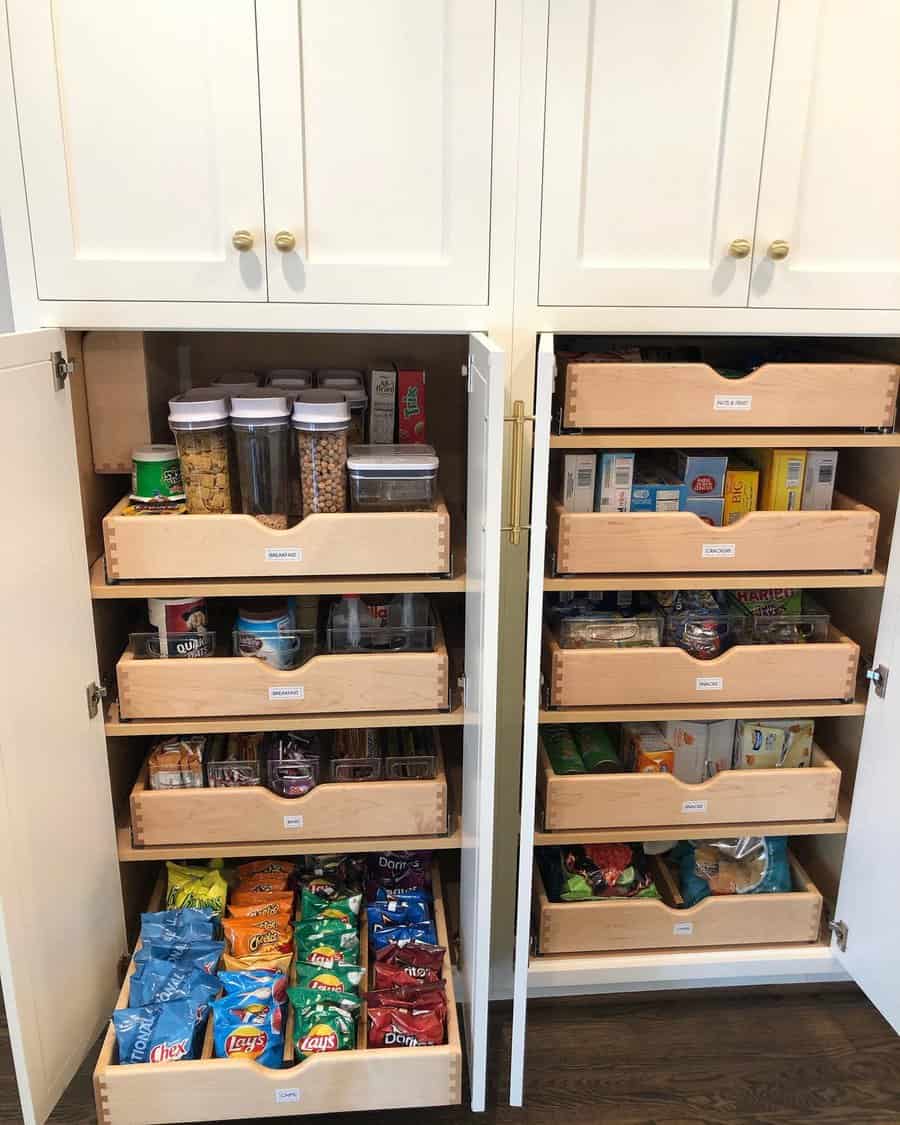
[
  {"left": 538, "top": 0, "right": 778, "bottom": 308},
  {"left": 257, "top": 0, "right": 495, "bottom": 305},
  {"left": 5, "top": 1, "right": 266, "bottom": 303},
  {"left": 751, "top": 0, "right": 900, "bottom": 311}
]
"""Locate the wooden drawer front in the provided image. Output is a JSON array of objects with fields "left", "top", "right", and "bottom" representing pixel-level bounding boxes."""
[
  {"left": 560, "top": 361, "right": 900, "bottom": 430},
  {"left": 534, "top": 858, "right": 823, "bottom": 955},
  {"left": 550, "top": 493, "right": 879, "bottom": 575},
  {"left": 94, "top": 867, "right": 461, "bottom": 1124},
  {"left": 538, "top": 744, "right": 841, "bottom": 832},
  {"left": 131, "top": 737, "right": 448, "bottom": 846},
  {"left": 117, "top": 628, "right": 449, "bottom": 720},
  {"left": 545, "top": 627, "right": 859, "bottom": 708},
  {"left": 103, "top": 496, "right": 451, "bottom": 580}
]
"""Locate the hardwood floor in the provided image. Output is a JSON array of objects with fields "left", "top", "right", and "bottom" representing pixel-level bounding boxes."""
[{"left": 4, "top": 988, "right": 900, "bottom": 1124}]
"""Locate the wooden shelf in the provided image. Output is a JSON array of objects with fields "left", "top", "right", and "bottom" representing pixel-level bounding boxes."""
[
  {"left": 105, "top": 699, "right": 465, "bottom": 736},
  {"left": 544, "top": 564, "right": 886, "bottom": 591},
  {"left": 550, "top": 431, "right": 900, "bottom": 449}
]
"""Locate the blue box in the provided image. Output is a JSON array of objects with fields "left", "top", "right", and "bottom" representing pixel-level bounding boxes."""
[
  {"left": 630, "top": 469, "right": 687, "bottom": 513},
  {"left": 685, "top": 496, "right": 725, "bottom": 525},
  {"left": 669, "top": 451, "right": 728, "bottom": 497}
]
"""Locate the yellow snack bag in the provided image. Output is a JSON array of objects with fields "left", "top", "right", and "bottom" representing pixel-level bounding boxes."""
[{"left": 165, "top": 861, "right": 228, "bottom": 916}]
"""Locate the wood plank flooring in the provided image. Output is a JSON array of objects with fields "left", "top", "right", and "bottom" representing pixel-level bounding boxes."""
[{"left": 4, "top": 989, "right": 900, "bottom": 1123}]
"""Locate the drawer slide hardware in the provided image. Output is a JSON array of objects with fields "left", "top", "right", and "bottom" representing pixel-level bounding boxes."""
[
  {"left": 86, "top": 681, "right": 108, "bottom": 719},
  {"left": 828, "top": 919, "right": 849, "bottom": 952},
  {"left": 52, "top": 351, "right": 74, "bottom": 391},
  {"left": 866, "top": 663, "right": 889, "bottom": 698}
]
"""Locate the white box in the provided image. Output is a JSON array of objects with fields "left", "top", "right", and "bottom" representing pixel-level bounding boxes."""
[
  {"left": 706, "top": 719, "right": 736, "bottom": 774},
  {"left": 595, "top": 453, "right": 634, "bottom": 513},
  {"left": 661, "top": 720, "right": 708, "bottom": 783},
  {"left": 801, "top": 450, "right": 838, "bottom": 511},
  {"left": 561, "top": 454, "right": 596, "bottom": 513},
  {"left": 367, "top": 363, "right": 397, "bottom": 444}
]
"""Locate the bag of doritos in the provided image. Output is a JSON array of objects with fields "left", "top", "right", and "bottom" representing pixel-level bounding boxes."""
[
  {"left": 366, "top": 900, "right": 431, "bottom": 928},
  {"left": 134, "top": 941, "right": 224, "bottom": 976},
  {"left": 366, "top": 852, "right": 432, "bottom": 899},
  {"left": 140, "top": 909, "right": 217, "bottom": 944},
  {"left": 128, "top": 958, "right": 220, "bottom": 1008},
  {"left": 369, "top": 922, "right": 437, "bottom": 951},
  {"left": 113, "top": 999, "right": 203, "bottom": 1064},
  {"left": 367, "top": 1006, "right": 444, "bottom": 1048},
  {"left": 212, "top": 987, "right": 284, "bottom": 1068},
  {"left": 296, "top": 961, "right": 365, "bottom": 994}
]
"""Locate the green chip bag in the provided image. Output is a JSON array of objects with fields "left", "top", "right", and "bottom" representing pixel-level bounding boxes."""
[
  {"left": 290, "top": 996, "right": 356, "bottom": 1059},
  {"left": 294, "top": 920, "right": 360, "bottom": 967},
  {"left": 289, "top": 984, "right": 361, "bottom": 1015},
  {"left": 296, "top": 961, "right": 365, "bottom": 994},
  {"left": 300, "top": 888, "right": 361, "bottom": 924}
]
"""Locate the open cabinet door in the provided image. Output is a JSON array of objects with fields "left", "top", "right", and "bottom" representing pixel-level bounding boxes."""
[
  {"left": 832, "top": 491, "right": 900, "bottom": 1031},
  {"left": 459, "top": 333, "right": 505, "bottom": 1111},
  {"left": 0, "top": 331, "right": 125, "bottom": 1124},
  {"left": 509, "top": 335, "right": 554, "bottom": 1106}
]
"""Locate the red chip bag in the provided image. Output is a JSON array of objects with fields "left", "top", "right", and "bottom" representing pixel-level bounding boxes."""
[
  {"left": 367, "top": 1006, "right": 444, "bottom": 1048},
  {"left": 372, "top": 961, "right": 441, "bottom": 989},
  {"left": 365, "top": 986, "right": 446, "bottom": 1021}
]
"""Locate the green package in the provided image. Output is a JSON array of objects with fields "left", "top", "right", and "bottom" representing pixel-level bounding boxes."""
[
  {"left": 572, "top": 725, "right": 623, "bottom": 773},
  {"left": 296, "top": 960, "right": 365, "bottom": 994},
  {"left": 289, "top": 985, "right": 361, "bottom": 1016},
  {"left": 300, "top": 887, "right": 361, "bottom": 924},
  {"left": 290, "top": 993, "right": 357, "bottom": 1059},
  {"left": 542, "top": 725, "right": 584, "bottom": 775},
  {"left": 294, "top": 920, "right": 360, "bottom": 967}
]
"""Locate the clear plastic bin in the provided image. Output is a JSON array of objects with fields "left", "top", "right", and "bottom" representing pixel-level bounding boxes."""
[
  {"left": 206, "top": 733, "right": 263, "bottom": 787},
  {"left": 329, "top": 728, "right": 383, "bottom": 781},
  {"left": 383, "top": 727, "right": 438, "bottom": 780},
  {"left": 557, "top": 612, "right": 662, "bottom": 650},
  {"left": 735, "top": 594, "right": 831, "bottom": 645},
  {"left": 262, "top": 731, "right": 322, "bottom": 796},
  {"left": 232, "top": 627, "right": 316, "bottom": 669},
  {"left": 658, "top": 590, "right": 747, "bottom": 660},
  {"left": 130, "top": 631, "right": 215, "bottom": 659},
  {"left": 326, "top": 594, "right": 436, "bottom": 653},
  {"left": 347, "top": 444, "right": 439, "bottom": 512}
]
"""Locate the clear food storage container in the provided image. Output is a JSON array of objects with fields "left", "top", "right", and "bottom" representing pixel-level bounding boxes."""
[
  {"left": 266, "top": 369, "right": 314, "bottom": 397},
  {"left": 292, "top": 390, "right": 350, "bottom": 514},
  {"left": 168, "top": 395, "right": 234, "bottom": 514},
  {"left": 557, "top": 611, "right": 662, "bottom": 649},
  {"left": 263, "top": 731, "right": 322, "bottom": 797},
  {"left": 230, "top": 394, "right": 292, "bottom": 529},
  {"left": 659, "top": 590, "right": 748, "bottom": 660},
  {"left": 212, "top": 370, "right": 260, "bottom": 391},
  {"left": 206, "top": 733, "right": 263, "bottom": 787},
  {"left": 317, "top": 370, "right": 367, "bottom": 445},
  {"left": 733, "top": 594, "right": 831, "bottom": 645},
  {"left": 383, "top": 727, "right": 438, "bottom": 780},
  {"left": 329, "top": 728, "right": 383, "bottom": 782},
  {"left": 347, "top": 444, "right": 439, "bottom": 511},
  {"left": 326, "top": 594, "right": 436, "bottom": 653}
]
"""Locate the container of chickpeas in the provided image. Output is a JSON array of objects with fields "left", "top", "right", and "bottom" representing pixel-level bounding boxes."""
[
  {"left": 292, "top": 390, "right": 350, "bottom": 515},
  {"left": 168, "top": 395, "right": 234, "bottom": 514}
]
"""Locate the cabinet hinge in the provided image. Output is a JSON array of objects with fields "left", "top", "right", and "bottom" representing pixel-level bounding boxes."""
[
  {"left": 86, "top": 680, "right": 108, "bottom": 719},
  {"left": 828, "top": 919, "right": 849, "bottom": 952},
  {"left": 464, "top": 360, "right": 473, "bottom": 393},
  {"left": 52, "top": 351, "right": 74, "bottom": 391},
  {"left": 866, "top": 663, "right": 889, "bottom": 698}
]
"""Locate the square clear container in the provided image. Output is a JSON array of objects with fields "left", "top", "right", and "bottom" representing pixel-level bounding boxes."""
[
  {"left": 382, "top": 727, "right": 438, "bottom": 780},
  {"left": 130, "top": 631, "right": 216, "bottom": 659},
  {"left": 347, "top": 444, "right": 439, "bottom": 512},
  {"left": 329, "top": 728, "right": 383, "bottom": 781},
  {"left": 556, "top": 611, "right": 662, "bottom": 650},
  {"left": 232, "top": 627, "right": 317, "bottom": 669},
  {"left": 206, "top": 733, "right": 264, "bottom": 787},
  {"left": 734, "top": 594, "right": 831, "bottom": 645},
  {"left": 662, "top": 605, "right": 748, "bottom": 660},
  {"left": 325, "top": 596, "right": 436, "bottom": 653}
]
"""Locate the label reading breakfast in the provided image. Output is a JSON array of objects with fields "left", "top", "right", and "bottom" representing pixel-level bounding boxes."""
[
  {"left": 696, "top": 676, "right": 723, "bottom": 692},
  {"left": 702, "top": 543, "right": 736, "bottom": 559},
  {"left": 268, "top": 685, "right": 304, "bottom": 702},
  {"left": 283, "top": 814, "right": 303, "bottom": 829},
  {"left": 275, "top": 1089, "right": 300, "bottom": 1105},
  {"left": 682, "top": 799, "right": 709, "bottom": 814},
  {"left": 713, "top": 393, "right": 752, "bottom": 412},
  {"left": 673, "top": 921, "right": 694, "bottom": 936},
  {"left": 265, "top": 547, "right": 302, "bottom": 563}
]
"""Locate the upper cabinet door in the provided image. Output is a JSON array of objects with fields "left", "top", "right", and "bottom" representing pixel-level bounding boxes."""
[
  {"left": 539, "top": 0, "right": 777, "bottom": 308},
  {"left": 752, "top": 0, "right": 900, "bottom": 310},
  {"left": 257, "top": 1, "right": 495, "bottom": 305},
  {"left": 7, "top": 1, "right": 266, "bottom": 302}
]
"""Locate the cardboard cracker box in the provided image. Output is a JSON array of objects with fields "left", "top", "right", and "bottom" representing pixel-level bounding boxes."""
[
  {"left": 367, "top": 363, "right": 397, "bottom": 444},
  {"left": 723, "top": 463, "right": 759, "bottom": 525},
  {"left": 668, "top": 451, "right": 728, "bottom": 497},
  {"left": 595, "top": 452, "right": 635, "bottom": 512},
  {"left": 746, "top": 449, "right": 807, "bottom": 511},
  {"left": 685, "top": 496, "right": 725, "bottom": 525},
  {"left": 561, "top": 454, "right": 597, "bottom": 513},
  {"left": 397, "top": 366, "right": 426, "bottom": 443},
  {"left": 801, "top": 450, "right": 838, "bottom": 511}
]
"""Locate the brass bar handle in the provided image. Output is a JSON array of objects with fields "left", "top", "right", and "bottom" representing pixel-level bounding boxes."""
[{"left": 502, "top": 400, "right": 535, "bottom": 546}]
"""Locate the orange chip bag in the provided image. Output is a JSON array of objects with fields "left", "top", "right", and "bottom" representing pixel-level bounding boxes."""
[
  {"left": 222, "top": 950, "right": 294, "bottom": 974},
  {"left": 235, "top": 875, "right": 292, "bottom": 894},
  {"left": 229, "top": 889, "right": 294, "bottom": 910},
  {"left": 223, "top": 916, "right": 293, "bottom": 958},
  {"left": 235, "top": 860, "right": 296, "bottom": 881},
  {"left": 227, "top": 900, "right": 294, "bottom": 921}
]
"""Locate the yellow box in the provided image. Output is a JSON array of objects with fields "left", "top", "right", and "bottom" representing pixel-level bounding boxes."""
[
  {"left": 746, "top": 449, "right": 807, "bottom": 511},
  {"left": 722, "top": 464, "right": 759, "bottom": 525}
]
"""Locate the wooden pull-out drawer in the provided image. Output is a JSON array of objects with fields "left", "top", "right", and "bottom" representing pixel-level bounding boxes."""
[
  {"left": 538, "top": 742, "right": 841, "bottom": 832},
  {"left": 550, "top": 493, "right": 879, "bottom": 575},
  {"left": 544, "top": 626, "right": 859, "bottom": 708},
  {"left": 534, "top": 855, "right": 823, "bottom": 955},
  {"left": 559, "top": 359, "right": 899, "bottom": 430}
]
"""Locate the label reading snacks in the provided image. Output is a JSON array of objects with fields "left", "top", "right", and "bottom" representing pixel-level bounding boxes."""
[
  {"left": 681, "top": 799, "right": 709, "bottom": 814},
  {"left": 269, "top": 685, "right": 305, "bottom": 702},
  {"left": 275, "top": 1089, "right": 300, "bottom": 1104},
  {"left": 696, "top": 676, "right": 723, "bottom": 692},
  {"left": 673, "top": 921, "right": 694, "bottom": 936},
  {"left": 283, "top": 814, "right": 303, "bottom": 830},
  {"left": 713, "top": 393, "right": 752, "bottom": 411},
  {"left": 265, "top": 547, "right": 302, "bottom": 563},
  {"left": 702, "top": 543, "right": 736, "bottom": 559}
]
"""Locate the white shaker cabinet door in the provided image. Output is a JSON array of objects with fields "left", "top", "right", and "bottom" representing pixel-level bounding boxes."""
[
  {"left": 751, "top": 0, "right": 900, "bottom": 310},
  {"left": 539, "top": 0, "right": 777, "bottom": 307},
  {"left": 257, "top": 1, "right": 495, "bottom": 305},
  {"left": 6, "top": 1, "right": 266, "bottom": 302}
]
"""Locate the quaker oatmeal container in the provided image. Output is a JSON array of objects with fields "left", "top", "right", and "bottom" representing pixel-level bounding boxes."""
[
  {"left": 292, "top": 390, "right": 350, "bottom": 514},
  {"left": 229, "top": 394, "right": 292, "bottom": 529},
  {"left": 168, "top": 394, "right": 234, "bottom": 514}
]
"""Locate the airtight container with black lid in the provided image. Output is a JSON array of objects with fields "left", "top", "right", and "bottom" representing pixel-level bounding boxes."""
[{"left": 346, "top": 444, "right": 439, "bottom": 512}]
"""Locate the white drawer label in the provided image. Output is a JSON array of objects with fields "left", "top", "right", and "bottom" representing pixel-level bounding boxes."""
[
  {"left": 673, "top": 921, "right": 694, "bottom": 936},
  {"left": 275, "top": 1088, "right": 300, "bottom": 1104},
  {"left": 265, "top": 546, "right": 302, "bottom": 563},
  {"left": 681, "top": 799, "right": 709, "bottom": 814},
  {"left": 283, "top": 814, "right": 303, "bottom": 829},
  {"left": 702, "top": 543, "right": 735, "bottom": 559},
  {"left": 714, "top": 393, "right": 752, "bottom": 412},
  {"left": 268, "top": 685, "right": 304, "bottom": 702},
  {"left": 696, "top": 676, "right": 723, "bottom": 692}
]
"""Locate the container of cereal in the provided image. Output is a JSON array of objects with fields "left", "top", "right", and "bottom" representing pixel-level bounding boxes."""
[
  {"left": 317, "top": 370, "right": 367, "bottom": 445},
  {"left": 292, "top": 391, "right": 350, "bottom": 514},
  {"left": 266, "top": 369, "right": 314, "bottom": 396},
  {"left": 168, "top": 395, "right": 234, "bottom": 514},
  {"left": 229, "top": 394, "right": 292, "bottom": 529},
  {"left": 347, "top": 444, "right": 439, "bottom": 511}
]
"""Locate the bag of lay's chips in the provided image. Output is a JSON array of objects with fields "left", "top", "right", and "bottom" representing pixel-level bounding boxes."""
[
  {"left": 218, "top": 969, "right": 288, "bottom": 1002},
  {"left": 235, "top": 859, "right": 296, "bottom": 881},
  {"left": 113, "top": 999, "right": 202, "bottom": 1064},
  {"left": 140, "top": 909, "right": 218, "bottom": 944},
  {"left": 222, "top": 949, "right": 294, "bottom": 975},
  {"left": 166, "top": 862, "right": 228, "bottom": 916},
  {"left": 300, "top": 888, "right": 361, "bottom": 924},
  {"left": 222, "top": 916, "right": 293, "bottom": 959},
  {"left": 129, "top": 958, "right": 221, "bottom": 1008},
  {"left": 227, "top": 900, "right": 293, "bottom": 921},
  {"left": 294, "top": 921, "right": 360, "bottom": 968},
  {"left": 289, "top": 985, "right": 360, "bottom": 1016},
  {"left": 134, "top": 941, "right": 224, "bottom": 976},
  {"left": 289, "top": 991, "right": 357, "bottom": 1060},
  {"left": 296, "top": 961, "right": 365, "bottom": 994},
  {"left": 212, "top": 987, "right": 284, "bottom": 1069}
]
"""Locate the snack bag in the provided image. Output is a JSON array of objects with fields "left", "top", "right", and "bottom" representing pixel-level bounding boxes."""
[
  {"left": 226, "top": 900, "right": 293, "bottom": 922},
  {"left": 373, "top": 960, "right": 440, "bottom": 989},
  {"left": 294, "top": 920, "right": 360, "bottom": 967},
  {"left": 222, "top": 916, "right": 293, "bottom": 959},
  {"left": 113, "top": 999, "right": 202, "bottom": 1064},
  {"left": 289, "top": 985, "right": 361, "bottom": 1015},
  {"left": 129, "top": 958, "right": 220, "bottom": 1008},
  {"left": 300, "top": 887, "right": 361, "bottom": 922},
  {"left": 372, "top": 941, "right": 445, "bottom": 985},
  {"left": 229, "top": 889, "right": 294, "bottom": 911},
  {"left": 296, "top": 961, "right": 366, "bottom": 994},
  {"left": 134, "top": 941, "right": 224, "bottom": 976},
  {"left": 365, "top": 982, "right": 446, "bottom": 1017},
  {"left": 140, "top": 909, "right": 217, "bottom": 944},
  {"left": 221, "top": 950, "right": 294, "bottom": 975},
  {"left": 369, "top": 922, "right": 438, "bottom": 951},
  {"left": 165, "top": 862, "right": 228, "bottom": 916},
  {"left": 678, "top": 836, "right": 791, "bottom": 907},
  {"left": 235, "top": 860, "right": 296, "bottom": 881},
  {"left": 212, "top": 987, "right": 285, "bottom": 1068},
  {"left": 367, "top": 852, "right": 431, "bottom": 899},
  {"left": 291, "top": 1000, "right": 356, "bottom": 1060},
  {"left": 234, "top": 875, "right": 292, "bottom": 895},
  {"left": 218, "top": 969, "right": 288, "bottom": 1003},
  {"left": 368, "top": 1007, "right": 444, "bottom": 1048}
]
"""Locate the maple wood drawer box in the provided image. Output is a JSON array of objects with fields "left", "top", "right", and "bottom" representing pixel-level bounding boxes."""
[
  {"left": 557, "top": 358, "right": 899, "bottom": 430},
  {"left": 537, "top": 741, "right": 841, "bottom": 832},
  {"left": 117, "top": 623, "right": 450, "bottom": 720},
  {"left": 534, "top": 856, "right": 823, "bottom": 955},
  {"left": 102, "top": 494, "right": 451, "bottom": 579},
  {"left": 548, "top": 494, "right": 879, "bottom": 575},
  {"left": 543, "top": 626, "right": 860, "bottom": 708},
  {"left": 130, "top": 734, "right": 448, "bottom": 846}
]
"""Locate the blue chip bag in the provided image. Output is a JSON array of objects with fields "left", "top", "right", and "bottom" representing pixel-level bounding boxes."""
[
  {"left": 113, "top": 999, "right": 201, "bottom": 1064},
  {"left": 677, "top": 837, "right": 792, "bottom": 908},
  {"left": 134, "top": 940, "right": 224, "bottom": 975},
  {"left": 212, "top": 987, "right": 285, "bottom": 1068},
  {"left": 373, "top": 887, "right": 431, "bottom": 906},
  {"left": 366, "top": 899, "right": 431, "bottom": 928},
  {"left": 218, "top": 970, "right": 288, "bottom": 1004},
  {"left": 129, "top": 958, "right": 221, "bottom": 1008},
  {"left": 369, "top": 921, "right": 438, "bottom": 951},
  {"left": 140, "top": 909, "right": 217, "bottom": 945}
]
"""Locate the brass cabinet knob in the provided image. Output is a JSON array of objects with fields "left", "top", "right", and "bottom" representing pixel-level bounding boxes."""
[
  {"left": 728, "top": 238, "right": 751, "bottom": 259},
  {"left": 768, "top": 239, "right": 790, "bottom": 261},
  {"left": 274, "top": 230, "right": 296, "bottom": 252},
  {"left": 231, "top": 230, "right": 254, "bottom": 252}
]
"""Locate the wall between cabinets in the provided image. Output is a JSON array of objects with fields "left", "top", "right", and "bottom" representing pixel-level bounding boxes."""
[{"left": 0, "top": 221, "right": 13, "bottom": 332}]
